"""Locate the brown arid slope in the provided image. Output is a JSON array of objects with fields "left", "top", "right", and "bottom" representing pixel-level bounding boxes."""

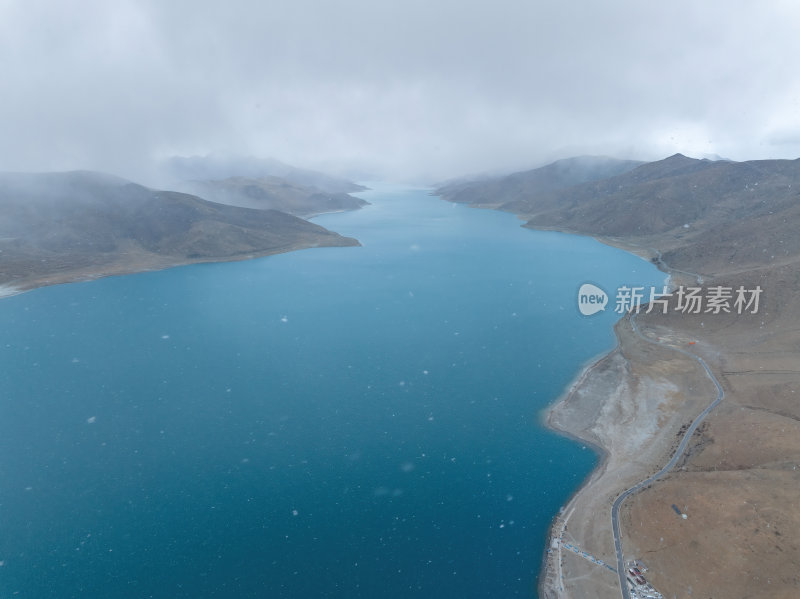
[
  {"left": 438, "top": 155, "right": 800, "bottom": 598},
  {"left": 0, "top": 171, "right": 360, "bottom": 293},
  {"left": 616, "top": 267, "right": 800, "bottom": 599}
]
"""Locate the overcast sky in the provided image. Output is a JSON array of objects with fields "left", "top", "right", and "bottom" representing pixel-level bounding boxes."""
[{"left": 2, "top": 0, "right": 800, "bottom": 183}]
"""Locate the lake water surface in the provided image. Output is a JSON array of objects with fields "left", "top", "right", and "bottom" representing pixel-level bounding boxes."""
[{"left": 0, "top": 187, "right": 662, "bottom": 597}]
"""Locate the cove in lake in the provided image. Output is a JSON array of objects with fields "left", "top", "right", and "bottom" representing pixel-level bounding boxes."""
[{"left": 0, "top": 187, "right": 663, "bottom": 598}]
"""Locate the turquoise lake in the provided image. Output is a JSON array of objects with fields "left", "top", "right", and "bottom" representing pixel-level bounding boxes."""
[{"left": 0, "top": 187, "right": 663, "bottom": 597}]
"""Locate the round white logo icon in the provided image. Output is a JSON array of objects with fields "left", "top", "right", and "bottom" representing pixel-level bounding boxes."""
[{"left": 578, "top": 283, "right": 608, "bottom": 316}]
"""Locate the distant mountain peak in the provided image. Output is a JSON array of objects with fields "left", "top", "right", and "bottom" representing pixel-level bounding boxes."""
[{"left": 435, "top": 155, "right": 643, "bottom": 208}]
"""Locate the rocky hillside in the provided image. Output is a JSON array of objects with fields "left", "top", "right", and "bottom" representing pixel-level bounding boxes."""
[
  {"left": 436, "top": 155, "right": 643, "bottom": 209},
  {"left": 439, "top": 154, "right": 800, "bottom": 278},
  {"left": 0, "top": 171, "right": 359, "bottom": 291}
]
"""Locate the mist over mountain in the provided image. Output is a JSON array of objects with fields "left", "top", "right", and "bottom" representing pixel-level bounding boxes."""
[
  {"left": 438, "top": 153, "right": 800, "bottom": 275},
  {"left": 0, "top": 170, "right": 359, "bottom": 291},
  {"left": 180, "top": 176, "right": 368, "bottom": 218},
  {"left": 160, "top": 155, "right": 367, "bottom": 194},
  {"left": 436, "top": 156, "right": 643, "bottom": 208}
]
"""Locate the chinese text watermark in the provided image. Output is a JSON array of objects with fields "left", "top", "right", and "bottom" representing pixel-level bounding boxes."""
[{"left": 578, "top": 284, "right": 763, "bottom": 316}]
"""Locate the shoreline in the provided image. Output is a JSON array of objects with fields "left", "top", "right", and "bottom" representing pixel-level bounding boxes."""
[
  {"left": 536, "top": 342, "right": 618, "bottom": 598},
  {"left": 535, "top": 248, "right": 668, "bottom": 599},
  {"left": 537, "top": 361, "right": 611, "bottom": 597},
  {"left": 0, "top": 284, "right": 24, "bottom": 298},
  {"left": 535, "top": 249, "right": 720, "bottom": 598},
  {"left": 538, "top": 347, "right": 615, "bottom": 499},
  {"left": 0, "top": 238, "right": 361, "bottom": 300},
  {"left": 437, "top": 198, "right": 687, "bottom": 598},
  {"left": 506, "top": 219, "right": 695, "bottom": 597}
]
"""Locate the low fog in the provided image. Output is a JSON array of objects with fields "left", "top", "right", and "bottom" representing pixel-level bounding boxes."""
[{"left": 2, "top": 0, "right": 800, "bottom": 184}]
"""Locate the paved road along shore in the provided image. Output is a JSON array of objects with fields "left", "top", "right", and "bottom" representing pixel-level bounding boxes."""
[{"left": 611, "top": 312, "right": 725, "bottom": 599}]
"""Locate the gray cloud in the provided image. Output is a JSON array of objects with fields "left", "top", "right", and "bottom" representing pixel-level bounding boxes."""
[{"left": 2, "top": 0, "right": 799, "bottom": 183}]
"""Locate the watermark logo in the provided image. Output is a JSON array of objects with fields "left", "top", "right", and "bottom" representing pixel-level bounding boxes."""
[
  {"left": 578, "top": 283, "right": 608, "bottom": 316},
  {"left": 615, "top": 285, "right": 762, "bottom": 315},
  {"left": 578, "top": 283, "right": 763, "bottom": 316}
]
